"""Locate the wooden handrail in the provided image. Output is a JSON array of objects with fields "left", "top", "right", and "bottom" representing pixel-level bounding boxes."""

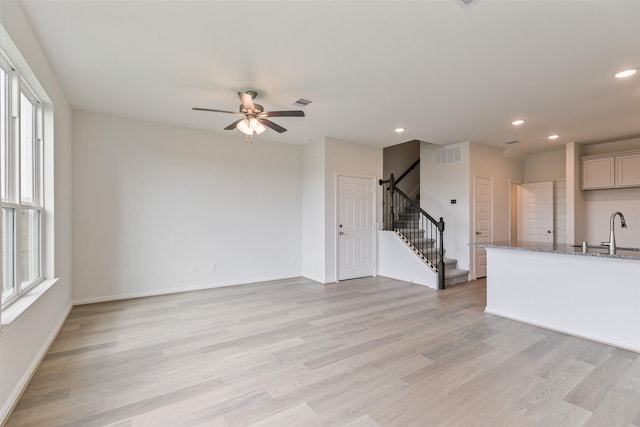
[{"left": 395, "top": 159, "right": 420, "bottom": 185}]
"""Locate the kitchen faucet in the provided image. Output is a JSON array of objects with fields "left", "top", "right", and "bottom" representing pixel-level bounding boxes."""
[{"left": 601, "top": 211, "right": 627, "bottom": 254}]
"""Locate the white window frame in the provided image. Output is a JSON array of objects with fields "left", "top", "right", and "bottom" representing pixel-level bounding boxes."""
[
  {"left": 1, "top": 50, "right": 45, "bottom": 307},
  {"left": 0, "top": 55, "right": 12, "bottom": 202}
]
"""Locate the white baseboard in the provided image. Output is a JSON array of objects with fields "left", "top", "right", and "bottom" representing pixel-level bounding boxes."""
[
  {"left": 72, "top": 275, "right": 303, "bottom": 305},
  {"left": 485, "top": 307, "right": 640, "bottom": 353},
  {"left": 0, "top": 303, "right": 72, "bottom": 426}
]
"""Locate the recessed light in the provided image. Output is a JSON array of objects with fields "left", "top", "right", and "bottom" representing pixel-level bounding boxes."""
[
  {"left": 512, "top": 119, "right": 525, "bottom": 126},
  {"left": 615, "top": 69, "right": 637, "bottom": 79},
  {"left": 394, "top": 127, "right": 406, "bottom": 133},
  {"left": 548, "top": 134, "right": 560, "bottom": 140}
]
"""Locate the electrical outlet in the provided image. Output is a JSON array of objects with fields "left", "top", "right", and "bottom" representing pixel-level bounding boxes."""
[
  {"left": 190, "top": 265, "right": 197, "bottom": 273},
  {"left": 210, "top": 264, "right": 216, "bottom": 272}
]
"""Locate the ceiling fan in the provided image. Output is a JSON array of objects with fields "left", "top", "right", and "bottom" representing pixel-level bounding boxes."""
[{"left": 192, "top": 91, "right": 305, "bottom": 136}]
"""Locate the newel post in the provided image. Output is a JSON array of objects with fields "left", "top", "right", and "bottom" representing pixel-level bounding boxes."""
[
  {"left": 437, "top": 217, "right": 445, "bottom": 289},
  {"left": 379, "top": 174, "right": 396, "bottom": 231},
  {"left": 388, "top": 174, "right": 396, "bottom": 230}
]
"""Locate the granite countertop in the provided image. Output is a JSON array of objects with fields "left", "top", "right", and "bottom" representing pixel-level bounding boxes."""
[{"left": 471, "top": 241, "right": 640, "bottom": 261}]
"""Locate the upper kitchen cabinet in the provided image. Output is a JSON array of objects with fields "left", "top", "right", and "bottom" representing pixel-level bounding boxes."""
[
  {"left": 581, "top": 150, "right": 640, "bottom": 190},
  {"left": 582, "top": 155, "right": 615, "bottom": 189},
  {"left": 615, "top": 152, "right": 640, "bottom": 187}
]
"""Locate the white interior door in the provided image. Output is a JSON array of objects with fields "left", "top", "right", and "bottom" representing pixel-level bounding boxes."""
[
  {"left": 520, "top": 182, "right": 554, "bottom": 243},
  {"left": 473, "top": 177, "right": 492, "bottom": 278},
  {"left": 338, "top": 175, "right": 374, "bottom": 280},
  {"left": 553, "top": 181, "right": 567, "bottom": 245},
  {"left": 509, "top": 182, "right": 520, "bottom": 245}
]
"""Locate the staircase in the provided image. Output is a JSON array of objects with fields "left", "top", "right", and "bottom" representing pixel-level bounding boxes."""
[
  {"left": 380, "top": 171, "right": 469, "bottom": 289},
  {"left": 395, "top": 206, "right": 469, "bottom": 286}
]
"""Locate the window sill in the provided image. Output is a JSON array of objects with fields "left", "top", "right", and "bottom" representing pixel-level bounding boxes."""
[{"left": 1, "top": 278, "right": 59, "bottom": 334}]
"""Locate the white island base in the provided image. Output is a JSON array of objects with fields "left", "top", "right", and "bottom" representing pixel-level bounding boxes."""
[{"left": 485, "top": 247, "right": 640, "bottom": 353}]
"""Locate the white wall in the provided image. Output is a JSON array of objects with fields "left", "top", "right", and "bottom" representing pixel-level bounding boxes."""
[
  {"left": 420, "top": 142, "right": 471, "bottom": 271},
  {"left": 302, "top": 139, "right": 326, "bottom": 282},
  {"left": 1, "top": 2, "right": 73, "bottom": 422},
  {"left": 579, "top": 138, "right": 640, "bottom": 248},
  {"left": 420, "top": 142, "right": 524, "bottom": 276},
  {"left": 583, "top": 188, "right": 640, "bottom": 248},
  {"left": 524, "top": 149, "right": 565, "bottom": 183},
  {"left": 377, "top": 231, "right": 437, "bottom": 288},
  {"left": 72, "top": 111, "right": 303, "bottom": 302},
  {"left": 324, "top": 138, "right": 383, "bottom": 283},
  {"left": 581, "top": 137, "right": 640, "bottom": 156},
  {"left": 566, "top": 142, "right": 585, "bottom": 244}
]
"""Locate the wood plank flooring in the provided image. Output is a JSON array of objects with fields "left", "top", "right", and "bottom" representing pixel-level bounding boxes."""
[{"left": 6, "top": 276, "right": 640, "bottom": 426}]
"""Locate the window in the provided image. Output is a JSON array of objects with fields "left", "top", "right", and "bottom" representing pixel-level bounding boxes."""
[{"left": 1, "top": 52, "right": 44, "bottom": 306}]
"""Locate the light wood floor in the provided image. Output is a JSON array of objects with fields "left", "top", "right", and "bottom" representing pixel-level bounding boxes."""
[{"left": 7, "top": 276, "right": 640, "bottom": 426}]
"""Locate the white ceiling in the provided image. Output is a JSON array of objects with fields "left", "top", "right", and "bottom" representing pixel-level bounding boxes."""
[{"left": 18, "top": 0, "right": 640, "bottom": 153}]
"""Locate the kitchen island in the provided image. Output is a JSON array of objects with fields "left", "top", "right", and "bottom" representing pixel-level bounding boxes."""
[{"left": 475, "top": 241, "right": 640, "bottom": 352}]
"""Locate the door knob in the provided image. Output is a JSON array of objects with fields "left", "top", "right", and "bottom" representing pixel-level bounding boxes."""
[
  {"left": 547, "top": 230, "right": 552, "bottom": 234},
  {"left": 339, "top": 231, "right": 344, "bottom": 235},
  {"left": 476, "top": 231, "right": 481, "bottom": 235}
]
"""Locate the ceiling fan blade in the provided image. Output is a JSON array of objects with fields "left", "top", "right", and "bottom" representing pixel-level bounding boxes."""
[
  {"left": 262, "top": 110, "right": 305, "bottom": 117},
  {"left": 193, "top": 107, "right": 243, "bottom": 115},
  {"left": 259, "top": 118, "right": 287, "bottom": 133},
  {"left": 224, "top": 119, "right": 244, "bottom": 130},
  {"left": 238, "top": 92, "right": 256, "bottom": 112}
]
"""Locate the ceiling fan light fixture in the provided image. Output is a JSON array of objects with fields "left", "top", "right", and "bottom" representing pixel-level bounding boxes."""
[
  {"left": 252, "top": 118, "right": 266, "bottom": 135},
  {"left": 237, "top": 118, "right": 266, "bottom": 136},
  {"left": 237, "top": 118, "right": 253, "bottom": 135}
]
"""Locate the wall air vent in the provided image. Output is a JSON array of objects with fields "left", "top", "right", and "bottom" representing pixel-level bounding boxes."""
[
  {"left": 505, "top": 140, "right": 522, "bottom": 145},
  {"left": 292, "top": 98, "right": 313, "bottom": 108},
  {"left": 434, "top": 144, "right": 463, "bottom": 166}
]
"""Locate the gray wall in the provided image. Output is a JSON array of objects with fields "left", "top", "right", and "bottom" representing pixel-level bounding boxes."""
[{"left": 384, "top": 140, "right": 420, "bottom": 199}]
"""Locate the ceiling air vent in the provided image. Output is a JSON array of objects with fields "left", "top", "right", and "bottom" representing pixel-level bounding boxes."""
[
  {"left": 457, "top": 0, "right": 480, "bottom": 8},
  {"left": 434, "top": 144, "right": 463, "bottom": 166},
  {"left": 292, "top": 98, "right": 312, "bottom": 108}
]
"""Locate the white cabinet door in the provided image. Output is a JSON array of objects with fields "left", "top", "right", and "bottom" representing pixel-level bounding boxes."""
[
  {"left": 615, "top": 153, "right": 640, "bottom": 187},
  {"left": 582, "top": 157, "right": 615, "bottom": 190}
]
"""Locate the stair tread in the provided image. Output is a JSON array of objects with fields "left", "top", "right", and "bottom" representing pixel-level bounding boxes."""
[{"left": 445, "top": 268, "right": 469, "bottom": 278}]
